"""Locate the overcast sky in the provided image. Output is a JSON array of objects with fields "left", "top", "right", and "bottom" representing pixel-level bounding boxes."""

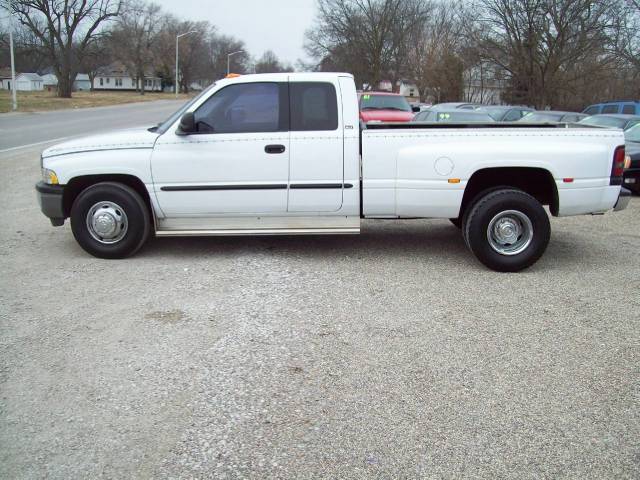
[{"left": 157, "top": 0, "right": 318, "bottom": 65}]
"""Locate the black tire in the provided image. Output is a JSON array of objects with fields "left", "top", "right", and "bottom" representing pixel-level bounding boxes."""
[
  {"left": 70, "top": 182, "right": 151, "bottom": 259},
  {"left": 463, "top": 188, "right": 550, "bottom": 272},
  {"left": 449, "top": 218, "right": 462, "bottom": 228},
  {"left": 461, "top": 185, "right": 511, "bottom": 249}
]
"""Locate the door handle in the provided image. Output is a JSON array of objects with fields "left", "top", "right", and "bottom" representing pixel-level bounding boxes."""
[{"left": 265, "top": 144, "right": 286, "bottom": 154}]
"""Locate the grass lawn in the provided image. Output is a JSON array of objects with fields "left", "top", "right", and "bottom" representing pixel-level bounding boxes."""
[{"left": 0, "top": 89, "right": 191, "bottom": 113}]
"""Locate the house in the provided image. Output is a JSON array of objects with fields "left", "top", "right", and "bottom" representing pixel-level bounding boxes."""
[
  {"left": 0, "top": 68, "right": 12, "bottom": 90},
  {"left": 376, "top": 79, "right": 420, "bottom": 101},
  {"left": 463, "top": 63, "right": 505, "bottom": 105},
  {"left": 93, "top": 64, "right": 161, "bottom": 92},
  {"left": 74, "top": 74, "right": 91, "bottom": 91},
  {"left": 42, "top": 73, "right": 57, "bottom": 91},
  {"left": 42, "top": 72, "right": 92, "bottom": 92},
  {"left": 15, "top": 73, "right": 44, "bottom": 91}
]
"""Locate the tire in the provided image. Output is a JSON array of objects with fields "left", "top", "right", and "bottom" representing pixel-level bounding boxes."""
[
  {"left": 460, "top": 185, "right": 511, "bottom": 249},
  {"left": 463, "top": 188, "right": 550, "bottom": 272},
  {"left": 449, "top": 218, "right": 462, "bottom": 228},
  {"left": 70, "top": 182, "right": 151, "bottom": 259}
]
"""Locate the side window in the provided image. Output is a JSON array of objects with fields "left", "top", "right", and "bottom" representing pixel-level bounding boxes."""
[
  {"left": 583, "top": 106, "right": 600, "bottom": 115},
  {"left": 194, "top": 82, "right": 282, "bottom": 134},
  {"left": 602, "top": 104, "right": 619, "bottom": 114},
  {"left": 290, "top": 82, "right": 338, "bottom": 131},
  {"left": 622, "top": 104, "right": 635, "bottom": 114},
  {"left": 504, "top": 109, "right": 522, "bottom": 121}
]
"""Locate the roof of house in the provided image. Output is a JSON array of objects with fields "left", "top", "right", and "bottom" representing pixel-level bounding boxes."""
[
  {"left": 17, "top": 72, "right": 43, "bottom": 81},
  {"left": 75, "top": 73, "right": 90, "bottom": 81}
]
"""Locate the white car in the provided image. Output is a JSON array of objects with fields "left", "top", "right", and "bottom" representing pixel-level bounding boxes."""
[{"left": 36, "top": 73, "right": 631, "bottom": 271}]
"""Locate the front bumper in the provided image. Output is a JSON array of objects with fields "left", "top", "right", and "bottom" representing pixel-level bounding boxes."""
[
  {"left": 35, "top": 181, "right": 65, "bottom": 226},
  {"left": 614, "top": 187, "right": 631, "bottom": 212}
]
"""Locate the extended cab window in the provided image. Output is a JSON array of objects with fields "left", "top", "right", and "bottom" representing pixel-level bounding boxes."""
[
  {"left": 194, "top": 82, "right": 284, "bottom": 134},
  {"left": 290, "top": 82, "right": 338, "bottom": 131}
]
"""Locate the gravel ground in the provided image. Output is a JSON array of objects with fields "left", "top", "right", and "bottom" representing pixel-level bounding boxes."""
[{"left": 1, "top": 146, "right": 638, "bottom": 479}]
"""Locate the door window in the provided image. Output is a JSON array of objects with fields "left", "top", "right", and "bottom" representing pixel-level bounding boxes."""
[
  {"left": 622, "top": 104, "right": 636, "bottom": 114},
  {"left": 194, "top": 82, "right": 285, "bottom": 134},
  {"left": 503, "top": 109, "right": 522, "bottom": 121},
  {"left": 290, "top": 82, "right": 338, "bottom": 131},
  {"left": 601, "top": 104, "right": 619, "bottom": 114},
  {"left": 583, "top": 106, "right": 600, "bottom": 115}
]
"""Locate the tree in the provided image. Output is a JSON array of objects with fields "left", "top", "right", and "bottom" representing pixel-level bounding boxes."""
[
  {"left": 473, "top": 0, "right": 619, "bottom": 108},
  {"left": 12, "top": 0, "right": 122, "bottom": 97},
  {"left": 208, "top": 34, "right": 250, "bottom": 79},
  {"left": 305, "top": 0, "right": 430, "bottom": 90},
  {"left": 254, "top": 50, "right": 293, "bottom": 73},
  {"left": 109, "top": 0, "right": 161, "bottom": 95}
]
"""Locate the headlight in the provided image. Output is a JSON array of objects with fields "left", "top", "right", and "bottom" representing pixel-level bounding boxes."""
[{"left": 42, "top": 168, "right": 59, "bottom": 185}]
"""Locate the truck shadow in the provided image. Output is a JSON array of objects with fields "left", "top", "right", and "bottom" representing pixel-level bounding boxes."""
[{"left": 138, "top": 219, "right": 589, "bottom": 271}]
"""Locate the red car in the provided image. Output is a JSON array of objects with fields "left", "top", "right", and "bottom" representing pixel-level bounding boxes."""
[{"left": 358, "top": 91, "right": 417, "bottom": 123}]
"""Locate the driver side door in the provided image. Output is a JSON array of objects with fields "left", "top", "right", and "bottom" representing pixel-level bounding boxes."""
[{"left": 151, "top": 81, "right": 290, "bottom": 216}]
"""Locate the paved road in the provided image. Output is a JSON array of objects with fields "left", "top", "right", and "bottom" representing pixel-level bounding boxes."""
[
  {"left": 0, "top": 99, "right": 186, "bottom": 151},
  {"left": 0, "top": 141, "right": 638, "bottom": 478}
]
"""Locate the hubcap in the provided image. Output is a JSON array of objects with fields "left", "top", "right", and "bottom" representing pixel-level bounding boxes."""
[
  {"left": 487, "top": 210, "right": 533, "bottom": 256},
  {"left": 86, "top": 201, "right": 128, "bottom": 244}
]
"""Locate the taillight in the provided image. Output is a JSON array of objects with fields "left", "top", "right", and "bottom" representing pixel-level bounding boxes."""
[{"left": 610, "top": 145, "right": 625, "bottom": 185}]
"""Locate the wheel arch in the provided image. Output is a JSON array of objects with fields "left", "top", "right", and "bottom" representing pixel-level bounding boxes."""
[
  {"left": 460, "top": 167, "right": 558, "bottom": 218},
  {"left": 63, "top": 174, "right": 154, "bottom": 220}
]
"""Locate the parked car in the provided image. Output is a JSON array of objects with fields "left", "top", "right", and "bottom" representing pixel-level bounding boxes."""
[
  {"left": 582, "top": 101, "right": 640, "bottom": 116},
  {"left": 623, "top": 124, "right": 640, "bottom": 194},
  {"left": 35, "top": 72, "right": 630, "bottom": 272},
  {"left": 410, "top": 101, "right": 431, "bottom": 112},
  {"left": 358, "top": 92, "right": 416, "bottom": 123},
  {"left": 518, "top": 111, "right": 587, "bottom": 123},
  {"left": 413, "top": 109, "right": 495, "bottom": 123},
  {"left": 478, "top": 106, "right": 534, "bottom": 122},
  {"left": 577, "top": 114, "right": 640, "bottom": 131},
  {"left": 429, "top": 102, "right": 481, "bottom": 110}
]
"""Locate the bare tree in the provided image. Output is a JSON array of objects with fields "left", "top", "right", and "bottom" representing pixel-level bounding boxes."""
[
  {"left": 109, "top": 0, "right": 161, "bottom": 95},
  {"left": 254, "top": 50, "right": 293, "bottom": 73},
  {"left": 12, "top": 0, "right": 121, "bottom": 97},
  {"left": 473, "top": 0, "right": 618, "bottom": 108},
  {"left": 305, "top": 0, "right": 430, "bottom": 90},
  {"left": 611, "top": 0, "right": 640, "bottom": 92}
]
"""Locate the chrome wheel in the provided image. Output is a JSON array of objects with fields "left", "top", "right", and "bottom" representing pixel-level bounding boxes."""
[
  {"left": 486, "top": 210, "right": 533, "bottom": 256},
  {"left": 86, "top": 201, "right": 128, "bottom": 244}
]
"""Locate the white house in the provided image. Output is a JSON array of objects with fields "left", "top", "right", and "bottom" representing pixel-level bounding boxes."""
[
  {"left": 93, "top": 64, "right": 161, "bottom": 92},
  {"left": 42, "top": 73, "right": 57, "bottom": 91},
  {"left": 16, "top": 73, "right": 44, "bottom": 91},
  {"left": 42, "top": 72, "right": 92, "bottom": 92},
  {"left": 377, "top": 79, "right": 420, "bottom": 101},
  {"left": 0, "top": 68, "right": 12, "bottom": 90}
]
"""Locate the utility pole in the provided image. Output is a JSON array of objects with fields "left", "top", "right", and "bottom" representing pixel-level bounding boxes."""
[
  {"left": 7, "top": 0, "right": 17, "bottom": 110},
  {"left": 175, "top": 31, "right": 197, "bottom": 98}
]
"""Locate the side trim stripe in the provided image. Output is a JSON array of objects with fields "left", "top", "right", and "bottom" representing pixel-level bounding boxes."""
[{"left": 160, "top": 183, "right": 353, "bottom": 192}]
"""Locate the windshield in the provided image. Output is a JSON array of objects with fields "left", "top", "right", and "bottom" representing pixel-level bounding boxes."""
[
  {"left": 625, "top": 124, "right": 640, "bottom": 143},
  {"left": 360, "top": 94, "right": 411, "bottom": 112},
  {"left": 578, "top": 116, "right": 627, "bottom": 129},
  {"left": 519, "top": 112, "right": 564, "bottom": 123},
  {"left": 154, "top": 83, "right": 217, "bottom": 133},
  {"left": 481, "top": 107, "right": 509, "bottom": 120}
]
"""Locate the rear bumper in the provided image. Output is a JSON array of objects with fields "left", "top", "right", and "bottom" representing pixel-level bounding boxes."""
[
  {"left": 623, "top": 168, "right": 639, "bottom": 192},
  {"left": 35, "top": 181, "right": 65, "bottom": 226},
  {"left": 614, "top": 187, "right": 631, "bottom": 212}
]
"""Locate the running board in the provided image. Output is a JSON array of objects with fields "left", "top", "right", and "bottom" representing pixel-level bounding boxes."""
[
  {"left": 155, "top": 215, "right": 360, "bottom": 236},
  {"left": 156, "top": 227, "right": 360, "bottom": 237}
]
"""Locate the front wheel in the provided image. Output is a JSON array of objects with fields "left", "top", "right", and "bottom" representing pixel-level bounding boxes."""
[
  {"left": 70, "top": 182, "right": 151, "bottom": 259},
  {"left": 463, "top": 189, "right": 550, "bottom": 272}
]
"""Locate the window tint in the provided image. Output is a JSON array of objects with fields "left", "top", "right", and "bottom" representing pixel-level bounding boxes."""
[
  {"left": 622, "top": 104, "right": 636, "bottom": 114},
  {"left": 290, "top": 82, "right": 338, "bottom": 131},
  {"left": 504, "top": 109, "right": 522, "bottom": 121},
  {"left": 601, "top": 104, "right": 619, "bottom": 114},
  {"left": 583, "top": 106, "right": 600, "bottom": 115},
  {"left": 194, "top": 82, "right": 282, "bottom": 134}
]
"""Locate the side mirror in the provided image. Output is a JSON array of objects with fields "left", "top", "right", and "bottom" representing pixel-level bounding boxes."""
[
  {"left": 412, "top": 106, "right": 421, "bottom": 113},
  {"left": 177, "top": 112, "right": 196, "bottom": 135}
]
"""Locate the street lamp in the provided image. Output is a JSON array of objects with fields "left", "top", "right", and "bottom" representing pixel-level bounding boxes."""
[
  {"left": 5, "top": 0, "right": 17, "bottom": 110},
  {"left": 227, "top": 50, "right": 244, "bottom": 76},
  {"left": 175, "top": 30, "right": 197, "bottom": 97}
]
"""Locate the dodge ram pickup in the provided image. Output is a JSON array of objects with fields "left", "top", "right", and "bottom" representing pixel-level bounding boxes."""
[{"left": 36, "top": 72, "right": 631, "bottom": 271}]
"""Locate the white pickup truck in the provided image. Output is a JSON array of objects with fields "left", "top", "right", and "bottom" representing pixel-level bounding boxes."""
[{"left": 36, "top": 72, "right": 631, "bottom": 271}]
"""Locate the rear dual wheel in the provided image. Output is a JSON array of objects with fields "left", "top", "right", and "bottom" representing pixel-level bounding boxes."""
[{"left": 462, "top": 188, "right": 550, "bottom": 272}]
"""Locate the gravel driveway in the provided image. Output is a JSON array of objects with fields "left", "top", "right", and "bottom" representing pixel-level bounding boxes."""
[{"left": 1, "top": 146, "right": 638, "bottom": 479}]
